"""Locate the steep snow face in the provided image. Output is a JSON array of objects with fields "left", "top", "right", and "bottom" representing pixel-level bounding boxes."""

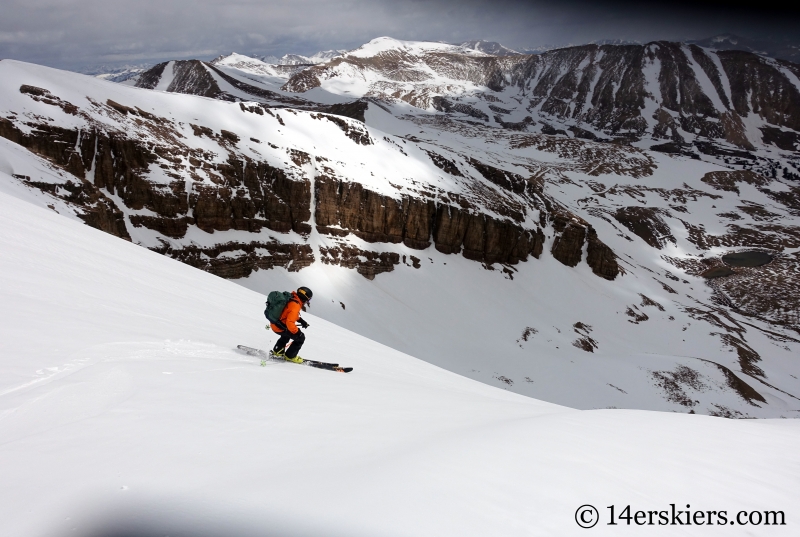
[{"left": 1, "top": 188, "right": 799, "bottom": 537}]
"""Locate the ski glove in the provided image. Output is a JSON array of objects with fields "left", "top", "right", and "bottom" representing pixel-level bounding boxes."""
[{"left": 298, "top": 318, "right": 309, "bottom": 329}]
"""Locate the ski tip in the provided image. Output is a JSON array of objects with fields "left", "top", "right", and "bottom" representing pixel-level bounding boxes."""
[{"left": 338, "top": 367, "right": 354, "bottom": 373}]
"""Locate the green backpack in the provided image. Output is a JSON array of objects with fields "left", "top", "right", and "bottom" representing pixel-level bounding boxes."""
[{"left": 265, "top": 291, "right": 293, "bottom": 328}]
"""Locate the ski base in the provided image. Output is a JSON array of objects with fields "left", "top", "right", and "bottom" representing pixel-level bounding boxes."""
[{"left": 237, "top": 345, "right": 352, "bottom": 373}]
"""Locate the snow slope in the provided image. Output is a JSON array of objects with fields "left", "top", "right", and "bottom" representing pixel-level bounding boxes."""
[
  {"left": 1, "top": 187, "right": 799, "bottom": 536},
  {"left": 2, "top": 59, "right": 799, "bottom": 417}
]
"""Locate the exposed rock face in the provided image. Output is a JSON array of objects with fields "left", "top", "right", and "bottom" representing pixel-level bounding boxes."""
[
  {"left": 34, "top": 176, "right": 131, "bottom": 239},
  {"left": 315, "top": 176, "right": 546, "bottom": 266},
  {"left": 432, "top": 97, "right": 490, "bottom": 121},
  {"left": 550, "top": 212, "right": 619, "bottom": 280},
  {"left": 426, "top": 151, "right": 463, "bottom": 176},
  {"left": 701, "top": 170, "right": 769, "bottom": 195},
  {"left": 319, "top": 100, "right": 370, "bottom": 123},
  {"left": 586, "top": 228, "right": 619, "bottom": 280},
  {"left": 551, "top": 214, "right": 587, "bottom": 267},
  {"left": 136, "top": 60, "right": 228, "bottom": 100},
  {"left": 760, "top": 126, "right": 800, "bottom": 151},
  {"left": 320, "top": 245, "right": 399, "bottom": 280},
  {"left": 516, "top": 43, "right": 800, "bottom": 145},
  {"left": 310, "top": 113, "right": 372, "bottom": 145},
  {"left": 613, "top": 207, "right": 675, "bottom": 249},
  {"left": 152, "top": 241, "right": 314, "bottom": 279},
  {"left": 3, "top": 110, "right": 577, "bottom": 280},
  {"left": 468, "top": 158, "right": 532, "bottom": 197}
]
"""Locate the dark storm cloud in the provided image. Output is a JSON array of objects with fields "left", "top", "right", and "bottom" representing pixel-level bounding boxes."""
[{"left": 0, "top": 0, "right": 796, "bottom": 70}]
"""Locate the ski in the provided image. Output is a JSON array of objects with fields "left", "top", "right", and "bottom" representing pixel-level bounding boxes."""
[
  {"left": 236, "top": 345, "right": 351, "bottom": 373},
  {"left": 309, "top": 363, "right": 354, "bottom": 374},
  {"left": 276, "top": 352, "right": 353, "bottom": 373}
]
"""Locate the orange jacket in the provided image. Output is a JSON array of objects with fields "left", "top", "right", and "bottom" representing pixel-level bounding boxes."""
[{"left": 271, "top": 292, "right": 303, "bottom": 334}]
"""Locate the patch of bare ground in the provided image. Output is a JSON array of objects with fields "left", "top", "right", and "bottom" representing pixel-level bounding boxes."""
[
  {"left": 763, "top": 184, "right": 800, "bottom": 217},
  {"left": 675, "top": 218, "right": 800, "bottom": 252},
  {"left": 644, "top": 184, "right": 723, "bottom": 205},
  {"left": 700, "top": 170, "right": 770, "bottom": 195},
  {"left": 625, "top": 306, "right": 649, "bottom": 324},
  {"left": 670, "top": 250, "right": 800, "bottom": 332},
  {"left": 738, "top": 202, "right": 780, "bottom": 222},
  {"left": 692, "top": 358, "right": 766, "bottom": 406},
  {"left": 639, "top": 293, "right": 665, "bottom": 311},
  {"left": 494, "top": 376, "right": 513, "bottom": 386},
  {"left": 679, "top": 303, "right": 777, "bottom": 380},
  {"left": 508, "top": 134, "right": 656, "bottom": 178},
  {"left": 516, "top": 327, "right": 538, "bottom": 348},
  {"left": 651, "top": 365, "right": 707, "bottom": 407},
  {"left": 714, "top": 333, "right": 765, "bottom": 378},
  {"left": 653, "top": 278, "right": 678, "bottom": 294},
  {"left": 572, "top": 322, "right": 598, "bottom": 352},
  {"left": 708, "top": 405, "right": 745, "bottom": 419},
  {"left": 709, "top": 252, "right": 800, "bottom": 331}
]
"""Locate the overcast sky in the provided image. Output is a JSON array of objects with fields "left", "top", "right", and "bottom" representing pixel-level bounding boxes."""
[{"left": 0, "top": 0, "right": 797, "bottom": 71}]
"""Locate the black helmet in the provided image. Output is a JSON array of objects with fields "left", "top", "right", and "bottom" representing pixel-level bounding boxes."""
[{"left": 296, "top": 286, "right": 313, "bottom": 303}]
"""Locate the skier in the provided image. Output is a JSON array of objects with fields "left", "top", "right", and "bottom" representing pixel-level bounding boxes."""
[{"left": 269, "top": 286, "right": 313, "bottom": 363}]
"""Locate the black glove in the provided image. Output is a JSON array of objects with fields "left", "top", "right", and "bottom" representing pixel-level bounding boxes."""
[{"left": 297, "top": 318, "right": 309, "bottom": 329}]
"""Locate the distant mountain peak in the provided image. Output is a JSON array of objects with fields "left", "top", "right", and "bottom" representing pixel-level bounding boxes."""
[{"left": 457, "top": 40, "right": 522, "bottom": 56}]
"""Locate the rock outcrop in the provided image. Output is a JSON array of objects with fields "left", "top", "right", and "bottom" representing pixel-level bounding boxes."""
[
  {"left": 551, "top": 214, "right": 587, "bottom": 267},
  {"left": 320, "top": 245, "right": 399, "bottom": 280},
  {"left": 613, "top": 207, "right": 675, "bottom": 249},
  {"left": 551, "top": 212, "right": 619, "bottom": 280},
  {"left": 152, "top": 240, "right": 314, "bottom": 279},
  {"left": 315, "top": 176, "right": 546, "bottom": 266}
]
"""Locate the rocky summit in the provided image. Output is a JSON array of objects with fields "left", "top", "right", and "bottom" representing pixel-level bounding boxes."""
[{"left": 0, "top": 36, "right": 799, "bottom": 416}]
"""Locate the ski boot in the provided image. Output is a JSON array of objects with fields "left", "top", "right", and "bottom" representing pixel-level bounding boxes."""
[{"left": 284, "top": 355, "right": 304, "bottom": 364}]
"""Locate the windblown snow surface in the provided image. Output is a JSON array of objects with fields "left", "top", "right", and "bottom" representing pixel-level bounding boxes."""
[{"left": 1, "top": 183, "right": 800, "bottom": 536}]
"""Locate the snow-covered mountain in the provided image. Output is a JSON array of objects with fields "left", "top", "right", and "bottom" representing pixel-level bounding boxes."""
[
  {"left": 1, "top": 37, "right": 800, "bottom": 418},
  {"left": 2, "top": 182, "right": 798, "bottom": 536},
  {"left": 83, "top": 64, "right": 152, "bottom": 83},
  {"left": 259, "top": 49, "right": 349, "bottom": 66},
  {"left": 458, "top": 40, "right": 521, "bottom": 56},
  {"left": 281, "top": 38, "right": 800, "bottom": 155}
]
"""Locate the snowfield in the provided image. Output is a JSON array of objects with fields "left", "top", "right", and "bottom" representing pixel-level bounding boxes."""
[{"left": 1, "top": 185, "right": 799, "bottom": 536}]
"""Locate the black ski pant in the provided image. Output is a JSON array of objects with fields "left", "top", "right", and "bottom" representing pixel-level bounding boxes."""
[{"left": 273, "top": 329, "right": 305, "bottom": 358}]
